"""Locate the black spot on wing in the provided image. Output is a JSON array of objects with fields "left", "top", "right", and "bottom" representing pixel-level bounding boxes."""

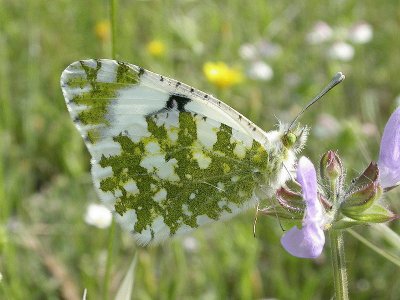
[
  {"left": 138, "top": 67, "right": 145, "bottom": 76},
  {"left": 146, "top": 93, "right": 192, "bottom": 117},
  {"left": 166, "top": 94, "right": 192, "bottom": 112}
]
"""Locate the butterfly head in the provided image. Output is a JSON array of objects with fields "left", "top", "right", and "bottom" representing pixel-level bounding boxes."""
[{"left": 280, "top": 123, "right": 309, "bottom": 154}]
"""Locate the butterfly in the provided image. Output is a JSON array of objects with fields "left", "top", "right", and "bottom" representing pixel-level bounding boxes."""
[{"left": 60, "top": 59, "right": 308, "bottom": 245}]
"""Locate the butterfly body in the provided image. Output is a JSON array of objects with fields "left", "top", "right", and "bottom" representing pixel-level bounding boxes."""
[{"left": 61, "top": 59, "right": 307, "bottom": 244}]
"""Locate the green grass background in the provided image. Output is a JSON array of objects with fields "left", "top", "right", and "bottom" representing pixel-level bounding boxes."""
[{"left": 1, "top": 0, "right": 400, "bottom": 299}]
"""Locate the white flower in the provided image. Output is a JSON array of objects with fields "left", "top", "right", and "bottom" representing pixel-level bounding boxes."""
[
  {"left": 239, "top": 43, "right": 258, "bottom": 60},
  {"left": 239, "top": 41, "right": 281, "bottom": 60},
  {"left": 348, "top": 22, "right": 373, "bottom": 44},
  {"left": 306, "top": 21, "right": 333, "bottom": 44},
  {"left": 257, "top": 41, "right": 281, "bottom": 58},
  {"left": 183, "top": 236, "right": 198, "bottom": 252},
  {"left": 328, "top": 42, "right": 354, "bottom": 61},
  {"left": 247, "top": 61, "right": 273, "bottom": 81},
  {"left": 84, "top": 203, "right": 112, "bottom": 229}
]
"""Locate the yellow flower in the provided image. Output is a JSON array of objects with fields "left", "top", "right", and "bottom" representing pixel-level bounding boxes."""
[
  {"left": 95, "top": 20, "right": 110, "bottom": 42},
  {"left": 147, "top": 40, "right": 166, "bottom": 57},
  {"left": 203, "top": 62, "right": 243, "bottom": 89}
]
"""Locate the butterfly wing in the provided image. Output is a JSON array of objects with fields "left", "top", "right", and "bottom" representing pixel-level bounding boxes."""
[{"left": 61, "top": 59, "right": 284, "bottom": 245}]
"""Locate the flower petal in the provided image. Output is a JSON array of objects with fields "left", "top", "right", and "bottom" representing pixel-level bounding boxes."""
[
  {"left": 378, "top": 107, "right": 400, "bottom": 188},
  {"left": 281, "top": 222, "right": 325, "bottom": 258},
  {"left": 281, "top": 157, "right": 326, "bottom": 258},
  {"left": 297, "top": 157, "right": 322, "bottom": 221}
]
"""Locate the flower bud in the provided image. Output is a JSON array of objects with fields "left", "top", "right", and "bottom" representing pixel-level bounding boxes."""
[{"left": 320, "top": 150, "right": 343, "bottom": 180}]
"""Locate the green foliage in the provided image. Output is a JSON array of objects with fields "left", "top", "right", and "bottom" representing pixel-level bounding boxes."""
[{"left": 1, "top": 0, "right": 400, "bottom": 299}]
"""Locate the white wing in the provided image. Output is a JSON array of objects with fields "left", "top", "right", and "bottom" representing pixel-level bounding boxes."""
[{"left": 60, "top": 59, "right": 296, "bottom": 245}]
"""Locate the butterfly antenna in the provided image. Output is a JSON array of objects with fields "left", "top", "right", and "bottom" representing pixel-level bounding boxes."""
[
  {"left": 282, "top": 162, "right": 296, "bottom": 182},
  {"left": 276, "top": 205, "right": 285, "bottom": 232},
  {"left": 254, "top": 202, "right": 285, "bottom": 236},
  {"left": 253, "top": 203, "right": 260, "bottom": 238},
  {"left": 288, "top": 72, "right": 345, "bottom": 131},
  {"left": 257, "top": 187, "right": 287, "bottom": 234}
]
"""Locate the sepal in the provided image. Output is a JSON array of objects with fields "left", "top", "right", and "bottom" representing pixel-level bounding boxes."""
[
  {"left": 342, "top": 203, "right": 396, "bottom": 223},
  {"left": 348, "top": 162, "right": 379, "bottom": 192},
  {"left": 331, "top": 217, "right": 365, "bottom": 229},
  {"left": 341, "top": 182, "right": 382, "bottom": 216},
  {"left": 276, "top": 187, "right": 305, "bottom": 212},
  {"left": 259, "top": 206, "right": 304, "bottom": 220}
]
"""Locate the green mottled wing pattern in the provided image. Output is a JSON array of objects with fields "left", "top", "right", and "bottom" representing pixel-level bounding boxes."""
[{"left": 61, "top": 59, "right": 290, "bottom": 245}]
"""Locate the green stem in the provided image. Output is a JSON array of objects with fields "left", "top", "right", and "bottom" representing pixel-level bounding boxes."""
[
  {"left": 328, "top": 176, "right": 349, "bottom": 299},
  {"left": 103, "top": 219, "right": 116, "bottom": 300},
  {"left": 109, "top": 0, "right": 117, "bottom": 59},
  {"left": 374, "top": 223, "right": 400, "bottom": 250},
  {"left": 329, "top": 229, "right": 349, "bottom": 300},
  {"left": 347, "top": 228, "right": 400, "bottom": 268},
  {"left": 103, "top": 2, "right": 117, "bottom": 299}
]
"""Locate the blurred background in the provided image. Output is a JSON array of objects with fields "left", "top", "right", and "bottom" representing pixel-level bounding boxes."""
[{"left": 1, "top": 0, "right": 400, "bottom": 299}]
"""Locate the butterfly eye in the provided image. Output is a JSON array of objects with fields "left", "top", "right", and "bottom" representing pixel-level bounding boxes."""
[{"left": 282, "top": 132, "right": 297, "bottom": 148}]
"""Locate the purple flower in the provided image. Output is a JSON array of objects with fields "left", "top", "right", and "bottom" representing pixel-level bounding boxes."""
[
  {"left": 306, "top": 21, "right": 333, "bottom": 44},
  {"left": 378, "top": 107, "right": 400, "bottom": 188},
  {"left": 281, "top": 157, "right": 325, "bottom": 258}
]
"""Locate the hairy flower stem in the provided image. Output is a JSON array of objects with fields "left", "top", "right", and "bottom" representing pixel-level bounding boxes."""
[
  {"left": 329, "top": 179, "right": 349, "bottom": 300},
  {"left": 329, "top": 230, "right": 349, "bottom": 300}
]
